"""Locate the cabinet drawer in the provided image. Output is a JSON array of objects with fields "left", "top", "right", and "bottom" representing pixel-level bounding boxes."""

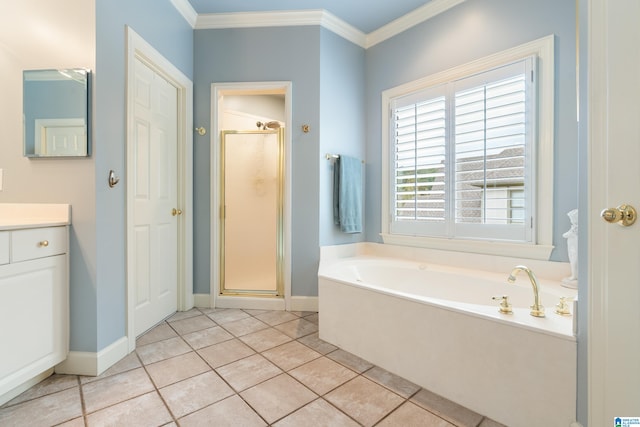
[
  {"left": 0, "top": 232, "right": 8, "bottom": 265},
  {"left": 11, "top": 227, "right": 67, "bottom": 263}
]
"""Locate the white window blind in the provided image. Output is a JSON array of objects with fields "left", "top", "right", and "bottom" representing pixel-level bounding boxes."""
[
  {"left": 389, "top": 57, "right": 535, "bottom": 242},
  {"left": 394, "top": 95, "right": 447, "bottom": 222},
  {"left": 454, "top": 71, "right": 527, "bottom": 224}
]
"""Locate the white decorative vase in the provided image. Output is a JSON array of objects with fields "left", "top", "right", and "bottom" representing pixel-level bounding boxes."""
[{"left": 562, "top": 209, "right": 578, "bottom": 289}]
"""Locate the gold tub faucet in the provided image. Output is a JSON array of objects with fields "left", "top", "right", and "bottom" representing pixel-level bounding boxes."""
[{"left": 508, "top": 265, "right": 545, "bottom": 317}]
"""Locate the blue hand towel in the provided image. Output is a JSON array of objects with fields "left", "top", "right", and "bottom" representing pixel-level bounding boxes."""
[{"left": 333, "top": 155, "right": 362, "bottom": 233}]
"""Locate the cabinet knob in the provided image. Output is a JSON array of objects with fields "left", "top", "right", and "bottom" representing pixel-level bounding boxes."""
[{"left": 38, "top": 240, "right": 49, "bottom": 247}]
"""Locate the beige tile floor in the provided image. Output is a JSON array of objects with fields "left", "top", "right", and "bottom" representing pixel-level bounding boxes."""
[{"left": 0, "top": 308, "right": 506, "bottom": 427}]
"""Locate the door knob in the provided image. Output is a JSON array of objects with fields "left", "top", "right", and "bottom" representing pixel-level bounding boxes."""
[
  {"left": 171, "top": 208, "right": 183, "bottom": 216},
  {"left": 601, "top": 204, "right": 637, "bottom": 226}
]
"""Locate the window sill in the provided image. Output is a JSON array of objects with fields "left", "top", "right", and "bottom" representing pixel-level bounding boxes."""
[{"left": 380, "top": 233, "right": 554, "bottom": 261}]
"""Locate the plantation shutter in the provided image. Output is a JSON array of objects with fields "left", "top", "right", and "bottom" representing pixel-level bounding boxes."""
[
  {"left": 389, "top": 57, "right": 535, "bottom": 242},
  {"left": 390, "top": 84, "right": 449, "bottom": 237},
  {"left": 453, "top": 63, "right": 529, "bottom": 226},
  {"left": 394, "top": 97, "right": 447, "bottom": 220}
]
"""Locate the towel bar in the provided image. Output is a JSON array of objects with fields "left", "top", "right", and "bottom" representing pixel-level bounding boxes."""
[{"left": 325, "top": 153, "right": 364, "bottom": 163}]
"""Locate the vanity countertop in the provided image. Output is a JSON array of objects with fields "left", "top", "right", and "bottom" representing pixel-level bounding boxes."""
[{"left": 0, "top": 203, "right": 71, "bottom": 230}]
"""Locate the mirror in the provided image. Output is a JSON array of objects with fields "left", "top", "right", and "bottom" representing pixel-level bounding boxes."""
[{"left": 23, "top": 68, "right": 90, "bottom": 157}]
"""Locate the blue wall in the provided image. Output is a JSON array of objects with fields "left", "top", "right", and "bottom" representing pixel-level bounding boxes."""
[
  {"left": 75, "top": 0, "right": 193, "bottom": 352},
  {"left": 319, "top": 29, "right": 366, "bottom": 247},
  {"left": 193, "top": 26, "right": 322, "bottom": 297},
  {"left": 364, "top": 0, "right": 577, "bottom": 262},
  {"left": 193, "top": 27, "right": 366, "bottom": 298}
]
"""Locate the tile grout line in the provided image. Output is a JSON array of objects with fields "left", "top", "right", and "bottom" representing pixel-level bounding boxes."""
[
  {"left": 76, "top": 375, "right": 88, "bottom": 427},
  {"left": 77, "top": 317, "right": 193, "bottom": 423},
  {"left": 192, "top": 307, "right": 354, "bottom": 426},
  {"left": 48, "top": 376, "right": 86, "bottom": 427},
  {"left": 78, "top": 363, "right": 166, "bottom": 421},
  {"left": 234, "top": 307, "right": 368, "bottom": 426},
  {"left": 191, "top": 307, "right": 321, "bottom": 424},
  {"left": 161, "top": 309, "right": 274, "bottom": 425},
  {"left": 0, "top": 376, "right": 77, "bottom": 410},
  {"left": 132, "top": 346, "right": 181, "bottom": 425}
]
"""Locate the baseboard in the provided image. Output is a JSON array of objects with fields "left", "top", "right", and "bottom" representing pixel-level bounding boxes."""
[
  {"left": 290, "top": 296, "right": 318, "bottom": 312},
  {"left": 194, "top": 293, "right": 317, "bottom": 312},
  {"left": 55, "top": 336, "right": 129, "bottom": 377},
  {"left": 216, "top": 295, "right": 286, "bottom": 311},
  {"left": 193, "top": 293, "right": 211, "bottom": 308}
]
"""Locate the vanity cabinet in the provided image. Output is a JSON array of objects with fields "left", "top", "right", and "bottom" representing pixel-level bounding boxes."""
[{"left": 0, "top": 226, "right": 69, "bottom": 399}]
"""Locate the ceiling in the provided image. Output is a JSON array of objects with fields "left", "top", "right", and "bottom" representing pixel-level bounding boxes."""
[{"left": 186, "top": 0, "right": 434, "bottom": 33}]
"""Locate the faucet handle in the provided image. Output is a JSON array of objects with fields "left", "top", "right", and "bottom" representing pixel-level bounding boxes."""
[
  {"left": 555, "top": 296, "right": 572, "bottom": 316},
  {"left": 492, "top": 295, "right": 513, "bottom": 314}
]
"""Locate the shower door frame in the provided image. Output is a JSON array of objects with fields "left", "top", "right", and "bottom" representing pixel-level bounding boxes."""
[
  {"left": 219, "top": 129, "right": 285, "bottom": 298},
  {"left": 210, "top": 82, "right": 292, "bottom": 311}
]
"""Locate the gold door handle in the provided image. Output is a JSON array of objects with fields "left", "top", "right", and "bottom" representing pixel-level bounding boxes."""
[
  {"left": 601, "top": 204, "right": 637, "bottom": 226},
  {"left": 171, "top": 208, "right": 183, "bottom": 216},
  {"left": 38, "top": 240, "right": 49, "bottom": 247}
]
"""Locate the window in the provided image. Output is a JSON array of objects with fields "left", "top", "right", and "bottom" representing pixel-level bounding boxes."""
[
  {"left": 381, "top": 36, "right": 555, "bottom": 260},
  {"left": 390, "top": 59, "right": 534, "bottom": 241}
]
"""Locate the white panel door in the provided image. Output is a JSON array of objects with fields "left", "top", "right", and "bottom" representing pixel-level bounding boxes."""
[
  {"left": 588, "top": 0, "right": 640, "bottom": 423},
  {"left": 133, "top": 57, "right": 178, "bottom": 336}
]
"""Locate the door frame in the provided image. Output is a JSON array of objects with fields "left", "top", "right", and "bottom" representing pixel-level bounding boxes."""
[
  {"left": 125, "top": 27, "right": 194, "bottom": 352},
  {"left": 210, "top": 82, "right": 292, "bottom": 311}
]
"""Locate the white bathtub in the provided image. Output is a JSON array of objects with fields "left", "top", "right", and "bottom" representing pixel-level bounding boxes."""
[{"left": 318, "top": 243, "right": 577, "bottom": 427}]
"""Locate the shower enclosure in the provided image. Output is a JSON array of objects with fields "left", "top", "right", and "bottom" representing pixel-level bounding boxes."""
[{"left": 220, "top": 128, "right": 284, "bottom": 297}]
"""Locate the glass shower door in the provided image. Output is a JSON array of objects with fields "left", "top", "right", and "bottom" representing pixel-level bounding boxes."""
[{"left": 220, "top": 129, "right": 284, "bottom": 296}]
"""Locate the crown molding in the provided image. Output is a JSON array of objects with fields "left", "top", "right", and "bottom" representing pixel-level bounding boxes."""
[
  {"left": 170, "top": 0, "right": 197, "bottom": 28},
  {"left": 171, "top": 0, "right": 465, "bottom": 49},
  {"left": 366, "top": 0, "right": 466, "bottom": 48},
  {"left": 318, "top": 11, "right": 367, "bottom": 47},
  {"left": 195, "top": 9, "right": 367, "bottom": 47},
  {"left": 196, "top": 9, "right": 324, "bottom": 30}
]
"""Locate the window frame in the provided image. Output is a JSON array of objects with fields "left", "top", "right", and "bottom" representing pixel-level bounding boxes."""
[{"left": 381, "top": 35, "right": 555, "bottom": 260}]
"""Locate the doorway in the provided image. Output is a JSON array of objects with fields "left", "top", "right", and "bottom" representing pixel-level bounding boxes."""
[
  {"left": 211, "top": 82, "right": 292, "bottom": 311},
  {"left": 125, "top": 28, "right": 194, "bottom": 351}
]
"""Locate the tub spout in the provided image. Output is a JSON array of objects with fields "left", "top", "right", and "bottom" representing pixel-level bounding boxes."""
[{"left": 507, "top": 265, "right": 545, "bottom": 317}]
